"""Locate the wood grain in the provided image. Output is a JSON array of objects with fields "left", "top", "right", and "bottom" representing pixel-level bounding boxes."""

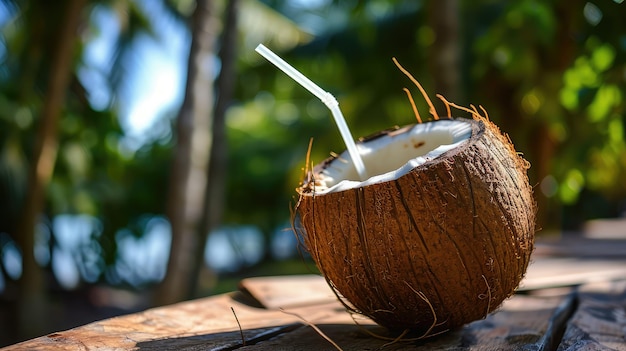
[
  {"left": 239, "top": 275, "right": 336, "bottom": 309},
  {"left": 3, "top": 282, "right": 572, "bottom": 350},
  {"left": 558, "top": 280, "right": 626, "bottom": 351},
  {"left": 231, "top": 294, "right": 569, "bottom": 351},
  {"left": 2, "top": 293, "right": 345, "bottom": 351}
]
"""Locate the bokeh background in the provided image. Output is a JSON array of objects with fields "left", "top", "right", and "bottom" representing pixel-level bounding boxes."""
[{"left": 0, "top": 0, "right": 625, "bottom": 346}]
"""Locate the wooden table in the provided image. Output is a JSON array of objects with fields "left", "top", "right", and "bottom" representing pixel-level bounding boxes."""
[{"left": 4, "top": 231, "right": 626, "bottom": 350}]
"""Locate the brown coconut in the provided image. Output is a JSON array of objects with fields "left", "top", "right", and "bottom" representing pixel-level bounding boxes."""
[{"left": 294, "top": 113, "right": 536, "bottom": 336}]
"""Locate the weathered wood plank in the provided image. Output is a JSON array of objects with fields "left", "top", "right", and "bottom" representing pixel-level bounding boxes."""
[
  {"left": 520, "top": 258, "right": 626, "bottom": 291},
  {"left": 4, "top": 231, "right": 625, "bottom": 350},
  {"left": 557, "top": 280, "right": 626, "bottom": 351},
  {"left": 534, "top": 235, "right": 626, "bottom": 258},
  {"left": 3, "top": 284, "right": 571, "bottom": 351},
  {"left": 1, "top": 293, "right": 341, "bottom": 351},
  {"left": 239, "top": 275, "right": 336, "bottom": 309},
  {"left": 523, "top": 232, "right": 626, "bottom": 291},
  {"left": 235, "top": 293, "right": 569, "bottom": 350}
]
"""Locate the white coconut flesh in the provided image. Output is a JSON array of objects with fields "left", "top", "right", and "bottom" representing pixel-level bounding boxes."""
[{"left": 315, "top": 119, "right": 473, "bottom": 194}]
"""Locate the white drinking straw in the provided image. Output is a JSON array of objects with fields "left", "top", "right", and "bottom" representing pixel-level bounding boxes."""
[{"left": 255, "top": 44, "right": 368, "bottom": 181}]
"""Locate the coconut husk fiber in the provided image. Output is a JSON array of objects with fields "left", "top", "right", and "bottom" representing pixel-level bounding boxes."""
[{"left": 294, "top": 115, "right": 536, "bottom": 337}]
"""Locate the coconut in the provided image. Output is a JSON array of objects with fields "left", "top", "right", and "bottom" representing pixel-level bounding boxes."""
[{"left": 293, "top": 110, "right": 536, "bottom": 336}]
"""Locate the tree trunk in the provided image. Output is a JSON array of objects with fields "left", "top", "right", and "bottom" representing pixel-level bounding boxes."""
[
  {"left": 189, "top": 0, "right": 239, "bottom": 299},
  {"left": 15, "top": 0, "right": 86, "bottom": 340},
  {"left": 427, "top": 0, "right": 462, "bottom": 104},
  {"left": 155, "top": 0, "right": 218, "bottom": 306},
  {"left": 530, "top": 1, "right": 579, "bottom": 231}
]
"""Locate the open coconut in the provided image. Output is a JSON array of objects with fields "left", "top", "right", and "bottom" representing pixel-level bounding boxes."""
[
  {"left": 294, "top": 113, "right": 535, "bottom": 336},
  {"left": 254, "top": 46, "right": 536, "bottom": 337}
]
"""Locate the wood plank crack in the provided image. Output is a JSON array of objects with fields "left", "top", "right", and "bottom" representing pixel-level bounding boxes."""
[
  {"left": 132, "top": 323, "right": 304, "bottom": 351},
  {"left": 210, "top": 323, "right": 303, "bottom": 351},
  {"left": 531, "top": 290, "right": 578, "bottom": 351}
]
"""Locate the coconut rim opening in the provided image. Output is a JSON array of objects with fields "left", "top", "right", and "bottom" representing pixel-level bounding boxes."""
[{"left": 306, "top": 119, "right": 475, "bottom": 195}]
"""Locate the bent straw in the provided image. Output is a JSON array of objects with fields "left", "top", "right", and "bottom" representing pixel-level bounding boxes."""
[{"left": 255, "top": 44, "right": 368, "bottom": 181}]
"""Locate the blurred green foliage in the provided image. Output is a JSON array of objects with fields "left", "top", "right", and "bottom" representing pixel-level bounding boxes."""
[
  {"left": 0, "top": 0, "right": 175, "bottom": 287},
  {"left": 465, "top": 0, "right": 626, "bottom": 212}
]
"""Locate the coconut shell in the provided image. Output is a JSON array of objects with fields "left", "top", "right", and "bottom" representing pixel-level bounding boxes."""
[{"left": 294, "top": 117, "right": 536, "bottom": 336}]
